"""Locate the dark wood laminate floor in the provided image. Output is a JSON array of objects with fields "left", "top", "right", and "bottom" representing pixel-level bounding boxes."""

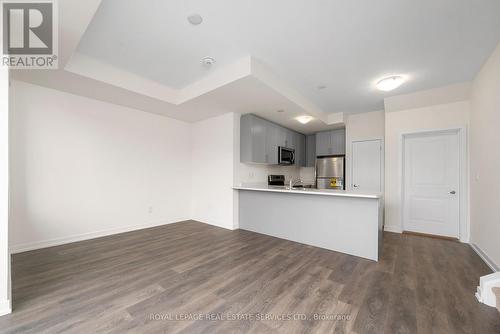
[{"left": 1, "top": 220, "right": 499, "bottom": 334}]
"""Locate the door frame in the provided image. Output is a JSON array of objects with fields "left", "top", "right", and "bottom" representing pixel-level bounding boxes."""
[
  {"left": 351, "top": 139, "right": 384, "bottom": 192},
  {"left": 400, "top": 127, "right": 469, "bottom": 242}
]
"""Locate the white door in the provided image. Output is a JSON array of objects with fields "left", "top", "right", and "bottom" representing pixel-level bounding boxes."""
[
  {"left": 403, "top": 131, "right": 460, "bottom": 238},
  {"left": 351, "top": 140, "right": 382, "bottom": 192}
]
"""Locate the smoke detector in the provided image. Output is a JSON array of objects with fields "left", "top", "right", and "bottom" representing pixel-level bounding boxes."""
[
  {"left": 187, "top": 14, "right": 203, "bottom": 25},
  {"left": 201, "top": 57, "right": 216, "bottom": 67}
]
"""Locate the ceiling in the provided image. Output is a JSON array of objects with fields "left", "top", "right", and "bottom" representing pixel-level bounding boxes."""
[
  {"left": 77, "top": 0, "right": 500, "bottom": 114},
  {"left": 11, "top": 0, "right": 500, "bottom": 134}
]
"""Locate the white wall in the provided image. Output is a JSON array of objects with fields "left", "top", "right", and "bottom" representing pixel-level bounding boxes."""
[
  {"left": 9, "top": 81, "right": 192, "bottom": 252},
  {"left": 194, "top": 112, "right": 304, "bottom": 230},
  {"left": 345, "top": 110, "right": 385, "bottom": 190},
  {"left": 470, "top": 43, "right": 500, "bottom": 269},
  {"left": 0, "top": 62, "right": 11, "bottom": 315},
  {"left": 384, "top": 100, "right": 470, "bottom": 234},
  {"left": 191, "top": 112, "right": 239, "bottom": 230},
  {"left": 8, "top": 84, "right": 300, "bottom": 248}
]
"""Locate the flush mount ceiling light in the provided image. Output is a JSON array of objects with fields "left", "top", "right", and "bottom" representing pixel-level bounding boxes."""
[
  {"left": 376, "top": 75, "right": 406, "bottom": 91},
  {"left": 201, "top": 57, "right": 216, "bottom": 67},
  {"left": 187, "top": 14, "right": 203, "bottom": 25},
  {"left": 295, "top": 115, "right": 313, "bottom": 124}
]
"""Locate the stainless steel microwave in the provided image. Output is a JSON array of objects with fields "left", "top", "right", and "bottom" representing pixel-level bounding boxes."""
[{"left": 278, "top": 146, "right": 295, "bottom": 165}]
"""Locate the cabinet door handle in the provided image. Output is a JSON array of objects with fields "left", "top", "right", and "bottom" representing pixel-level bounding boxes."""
[{"left": 449, "top": 190, "right": 456, "bottom": 194}]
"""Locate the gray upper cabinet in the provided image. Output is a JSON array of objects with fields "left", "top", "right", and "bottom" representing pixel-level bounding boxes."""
[
  {"left": 315, "top": 131, "right": 331, "bottom": 156},
  {"left": 315, "top": 129, "right": 346, "bottom": 156},
  {"left": 285, "top": 130, "right": 296, "bottom": 149},
  {"left": 241, "top": 114, "right": 267, "bottom": 163},
  {"left": 306, "top": 135, "right": 316, "bottom": 167},
  {"left": 240, "top": 114, "right": 306, "bottom": 165},
  {"left": 240, "top": 114, "right": 253, "bottom": 163},
  {"left": 265, "top": 123, "right": 278, "bottom": 165},
  {"left": 331, "top": 129, "right": 346, "bottom": 155},
  {"left": 275, "top": 125, "right": 287, "bottom": 148},
  {"left": 294, "top": 133, "right": 306, "bottom": 167}
]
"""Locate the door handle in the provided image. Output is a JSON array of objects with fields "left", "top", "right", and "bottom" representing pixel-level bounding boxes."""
[
  {"left": 449, "top": 190, "right": 456, "bottom": 194},
  {"left": 353, "top": 184, "right": 359, "bottom": 188}
]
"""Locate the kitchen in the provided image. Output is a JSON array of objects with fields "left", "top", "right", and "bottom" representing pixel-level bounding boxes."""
[{"left": 234, "top": 113, "right": 384, "bottom": 261}]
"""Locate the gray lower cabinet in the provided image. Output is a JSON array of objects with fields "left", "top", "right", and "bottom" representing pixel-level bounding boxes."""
[
  {"left": 306, "top": 135, "right": 316, "bottom": 167},
  {"left": 240, "top": 114, "right": 305, "bottom": 165},
  {"left": 315, "top": 129, "right": 346, "bottom": 156}
]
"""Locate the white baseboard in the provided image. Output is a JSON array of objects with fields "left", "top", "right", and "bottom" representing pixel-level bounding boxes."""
[
  {"left": 0, "top": 299, "right": 11, "bottom": 317},
  {"left": 471, "top": 243, "right": 499, "bottom": 272},
  {"left": 9, "top": 218, "right": 189, "bottom": 254},
  {"left": 476, "top": 271, "right": 500, "bottom": 307},
  {"left": 191, "top": 217, "right": 237, "bottom": 231},
  {"left": 384, "top": 225, "right": 402, "bottom": 233}
]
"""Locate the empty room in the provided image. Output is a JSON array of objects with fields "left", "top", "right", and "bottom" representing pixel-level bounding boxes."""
[{"left": 1, "top": 0, "right": 500, "bottom": 333}]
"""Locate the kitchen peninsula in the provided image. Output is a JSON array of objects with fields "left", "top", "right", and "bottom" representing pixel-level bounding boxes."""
[{"left": 234, "top": 184, "right": 383, "bottom": 261}]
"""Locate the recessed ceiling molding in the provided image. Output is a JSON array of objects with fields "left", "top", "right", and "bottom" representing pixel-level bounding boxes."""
[
  {"left": 65, "top": 53, "right": 179, "bottom": 103},
  {"left": 10, "top": 0, "right": 339, "bottom": 132},
  {"left": 177, "top": 56, "right": 253, "bottom": 104},
  {"left": 43, "top": 0, "right": 500, "bottom": 118},
  {"left": 64, "top": 54, "right": 254, "bottom": 105},
  {"left": 326, "top": 112, "right": 345, "bottom": 126},
  {"left": 64, "top": 53, "right": 332, "bottom": 124},
  {"left": 250, "top": 58, "right": 329, "bottom": 123}
]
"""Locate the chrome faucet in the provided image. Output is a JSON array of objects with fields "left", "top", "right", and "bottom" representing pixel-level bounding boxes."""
[{"left": 289, "top": 178, "right": 301, "bottom": 189}]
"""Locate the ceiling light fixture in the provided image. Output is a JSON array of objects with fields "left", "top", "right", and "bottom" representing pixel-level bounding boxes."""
[
  {"left": 376, "top": 75, "right": 406, "bottom": 91},
  {"left": 295, "top": 115, "right": 313, "bottom": 124},
  {"left": 187, "top": 14, "right": 203, "bottom": 25},
  {"left": 201, "top": 57, "right": 216, "bottom": 67}
]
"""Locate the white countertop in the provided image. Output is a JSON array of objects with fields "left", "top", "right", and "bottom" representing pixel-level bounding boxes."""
[{"left": 233, "top": 183, "right": 382, "bottom": 199}]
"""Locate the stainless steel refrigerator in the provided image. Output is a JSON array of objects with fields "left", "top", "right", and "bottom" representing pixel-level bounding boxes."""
[{"left": 316, "top": 156, "right": 345, "bottom": 190}]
